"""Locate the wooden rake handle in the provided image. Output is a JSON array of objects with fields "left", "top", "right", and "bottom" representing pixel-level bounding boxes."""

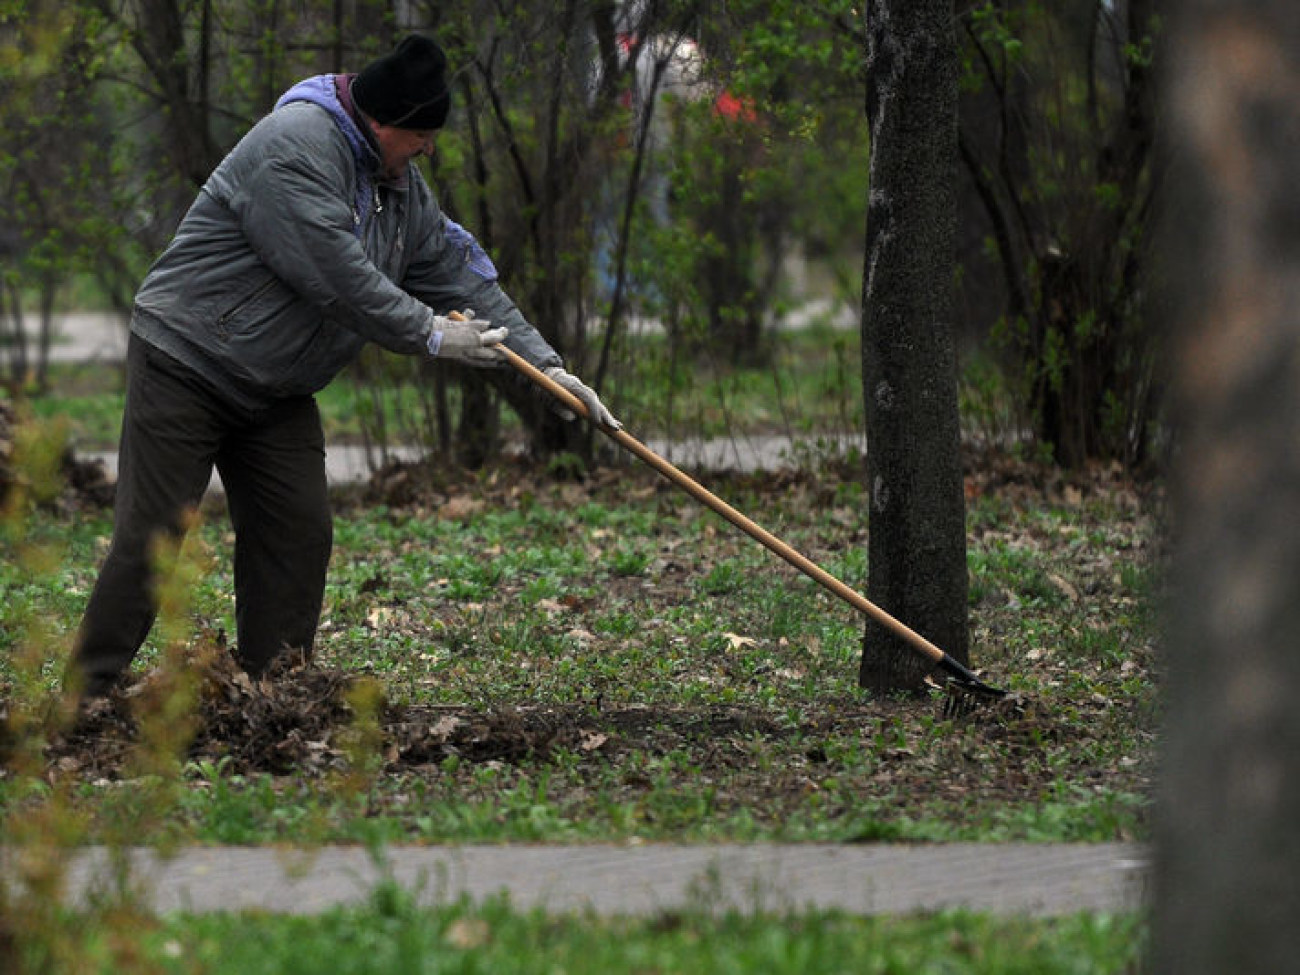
[{"left": 495, "top": 343, "right": 962, "bottom": 671}]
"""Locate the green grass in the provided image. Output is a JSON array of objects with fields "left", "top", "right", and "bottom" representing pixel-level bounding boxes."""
[
  {"left": 25, "top": 896, "right": 1147, "bottom": 974},
  {"left": 28, "top": 385, "right": 125, "bottom": 451},
  {"left": 2, "top": 449, "right": 1161, "bottom": 848}
]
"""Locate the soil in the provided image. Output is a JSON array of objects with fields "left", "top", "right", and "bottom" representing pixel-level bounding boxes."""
[{"left": 32, "top": 648, "right": 1068, "bottom": 819}]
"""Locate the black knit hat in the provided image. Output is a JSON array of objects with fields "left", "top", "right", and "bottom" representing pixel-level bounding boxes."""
[{"left": 353, "top": 35, "right": 451, "bottom": 130}]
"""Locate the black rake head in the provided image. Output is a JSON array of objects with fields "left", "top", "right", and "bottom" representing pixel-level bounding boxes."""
[{"left": 933, "top": 653, "right": 1008, "bottom": 719}]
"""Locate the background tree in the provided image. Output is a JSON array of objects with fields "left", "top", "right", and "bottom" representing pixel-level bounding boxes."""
[
  {"left": 365, "top": 0, "right": 868, "bottom": 463},
  {"left": 858, "top": 0, "right": 969, "bottom": 693},
  {"left": 0, "top": 1, "right": 136, "bottom": 393},
  {"left": 1151, "top": 1, "right": 1300, "bottom": 971},
  {"left": 633, "top": 0, "right": 865, "bottom": 369},
  {"left": 8, "top": 1, "right": 1171, "bottom": 474},
  {"left": 4, "top": 1, "right": 870, "bottom": 468},
  {"left": 424, "top": 0, "right": 704, "bottom": 462},
  {"left": 956, "top": 0, "right": 1160, "bottom": 469}
]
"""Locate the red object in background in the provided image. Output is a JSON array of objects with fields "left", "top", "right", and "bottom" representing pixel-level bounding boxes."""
[{"left": 713, "top": 90, "right": 758, "bottom": 123}]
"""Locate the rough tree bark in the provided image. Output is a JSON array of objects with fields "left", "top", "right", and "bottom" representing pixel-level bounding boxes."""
[
  {"left": 858, "top": 0, "right": 970, "bottom": 693},
  {"left": 1151, "top": 2, "right": 1300, "bottom": 971}
]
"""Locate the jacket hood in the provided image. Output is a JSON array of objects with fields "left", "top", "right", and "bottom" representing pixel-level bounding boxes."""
[
  {"left": 275, "top": 75, "right": 381, "bottom": 233},
  {"left": 275, "top": 75, "right": 376, "bottom": 163}
]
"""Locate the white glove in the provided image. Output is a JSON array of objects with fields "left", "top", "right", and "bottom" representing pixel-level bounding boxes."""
[
  {"left": 427, "top": 311, "right": 508, "bottom": 367},
  {"left": 543, "top": 366, "right": 622, "bottom": 430}
]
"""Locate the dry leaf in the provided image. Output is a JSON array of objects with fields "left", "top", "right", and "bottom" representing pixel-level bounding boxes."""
[
  {"left": 723, "top": 632, "right": 758, "bottom": 650},
  {"left": 579, "top": 731, "right": 608, "bottom": 752},
  {"left": 439, "top": 495, "right": 484, "bottom": 520},
  {"left": 430, "top": 715, "right": 461, "bottom": 738},
  {"left": 445, "top": 918, "right": 491, "bottom": 950},
  {"left": 1048, "top": 573, "right": 1079, "bottom": 601}
]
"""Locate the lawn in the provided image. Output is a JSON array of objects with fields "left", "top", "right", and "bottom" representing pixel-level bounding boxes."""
[
  {"left": 3, "top": 442, "right": 1160, "bottom": 846},
  {"left": 1, "top": 398, "right": 1160, "bottom": 971},
  {"left": 13, "top": 897, "right": 1146, "bottom": 974}
]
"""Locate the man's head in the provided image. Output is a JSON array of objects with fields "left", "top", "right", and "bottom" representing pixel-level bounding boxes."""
[{"left": 353, "top": 35, "right": 450, "bottom": 177}]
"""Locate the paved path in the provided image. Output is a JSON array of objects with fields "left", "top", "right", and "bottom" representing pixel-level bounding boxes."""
[
  {"left": 85, "top": 432, "right": 864, "bottom": 493},
  {"left": 51, "top": 843, "right": 1149, "bottom": 917}
]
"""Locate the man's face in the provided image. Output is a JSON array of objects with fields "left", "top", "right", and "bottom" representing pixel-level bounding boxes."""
[{"left": 371, "top": 122, "right": 436, "bottom": 180}]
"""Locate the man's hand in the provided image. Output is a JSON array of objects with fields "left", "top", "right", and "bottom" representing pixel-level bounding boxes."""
[
  {"left": 543, "top": 367, "right": 622, "bottom": 430},
  {"left": 427, "top": 312, "right": 508, "bottom": 366}
]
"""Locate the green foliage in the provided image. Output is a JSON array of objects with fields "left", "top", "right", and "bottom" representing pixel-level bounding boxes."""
[
  {"left": 0, "top": 4, "right": 148, "bottom": 297},
  {"left": 966, "top": 0, "right": 1027, "bottom": 73},
  {"left": 132, "top": 904, "right": 1146, "bottom": 974},
  {"left": 958, "top": 0, "right": 1162, "bottom": 469},
  {"left": 613, "top": 1, "right": 867, "bottom": 364},
  {"left": 1, "top": 412, "right": 202, "bottom": 967}
]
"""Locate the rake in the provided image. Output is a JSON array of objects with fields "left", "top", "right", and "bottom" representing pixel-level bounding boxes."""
[{"left": 488, "top": 342, "right": 1007, "bottom": 709}]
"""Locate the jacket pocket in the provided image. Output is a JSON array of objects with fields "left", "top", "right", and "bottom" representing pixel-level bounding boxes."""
[{"left": 215, "top": 276, "right": 286, "bottom": 340}]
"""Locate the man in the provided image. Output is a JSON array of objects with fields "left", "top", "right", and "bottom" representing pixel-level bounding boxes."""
[{"left": 68, "top": 34, "right": 617, "bottom": 699}]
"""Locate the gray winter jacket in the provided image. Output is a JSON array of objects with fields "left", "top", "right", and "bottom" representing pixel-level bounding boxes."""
[{"left": 131, "top": 73, "right": 561, "bottom": 413}]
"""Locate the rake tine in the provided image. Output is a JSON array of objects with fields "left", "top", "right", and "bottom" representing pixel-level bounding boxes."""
[{"left": 934, "top": 653, "right": 1007, "bottom": 718}]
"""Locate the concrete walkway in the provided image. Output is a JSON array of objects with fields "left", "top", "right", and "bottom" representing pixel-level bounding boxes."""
[
  {"left": 52, "top": 843, "right": 1150, "bottom": 917},
  {"left": 36, "top": 311, "right": 131, "bottom": 364},
  {"left": 84, "top": 431, "right": 864, "bottom": 493}
]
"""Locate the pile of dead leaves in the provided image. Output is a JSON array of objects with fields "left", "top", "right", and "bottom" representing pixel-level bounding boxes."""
[
  {"left": 30, "top": 639, "right": 779, "bottom": 782},
  {"left": 23, "top": 648, "right": 1068, "bottom": 807},
  {"left": 39, "top": 647, "right": 364, "bottom": 780}
]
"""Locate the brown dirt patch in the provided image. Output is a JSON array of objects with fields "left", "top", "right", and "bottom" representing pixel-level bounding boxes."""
[
  {"left": 24, "top": 647, "right": 1081, "bottom": 821},
  {"left": 36, "top": 652, "right": 798, "bottom": 781}
]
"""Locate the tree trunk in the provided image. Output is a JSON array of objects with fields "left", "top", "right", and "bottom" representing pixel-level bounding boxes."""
[
  {"left": 858, "top": 0, "right": 969, "bottom": 693},
  {"left": 131, "top": 0, "right": 221, "bottom": 188},
  {"left": 1151, "top": 2, "right": 1300, "bottom": 972}
]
